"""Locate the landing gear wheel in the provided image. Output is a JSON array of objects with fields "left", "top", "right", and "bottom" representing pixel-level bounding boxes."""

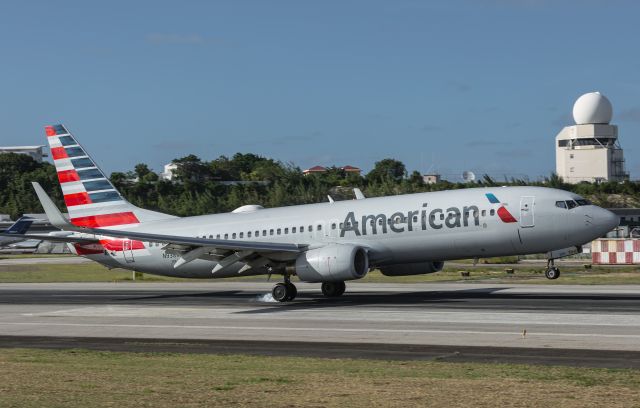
[
  {"left": 285, "top": 282, "right": 297, "bottom": 301},
  {"left": 272, "top": 282, "right": 297, "bottom": 302},
  {"left": 321, "top": 281, "right": 346, "bottom": 297},
  {"left": 545, "top": 267, "right": 560, "bottom": 280}
]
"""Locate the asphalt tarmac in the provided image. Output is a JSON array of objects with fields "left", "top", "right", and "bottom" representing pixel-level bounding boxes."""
[{"left": 0, "top": 282, "right": 639, "bottom": 368}]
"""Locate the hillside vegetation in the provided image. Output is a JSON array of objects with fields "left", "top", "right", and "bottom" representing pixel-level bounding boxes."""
[{"left": 1, "top": 152, "right": 639, "bottom": 219}]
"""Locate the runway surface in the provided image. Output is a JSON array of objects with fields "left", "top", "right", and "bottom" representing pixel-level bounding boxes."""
[{"left": 1, "top": 282, "right": 639, "bottom": 367}]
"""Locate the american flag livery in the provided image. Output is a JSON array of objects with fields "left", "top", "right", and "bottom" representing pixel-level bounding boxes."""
[{"left": 45, "top": 124, "right": 174, "bottom": 229}]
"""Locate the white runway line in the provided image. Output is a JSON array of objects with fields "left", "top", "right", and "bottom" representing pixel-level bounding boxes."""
[{"left": 1, "top": 321, "right": 640, "bottom": 340}]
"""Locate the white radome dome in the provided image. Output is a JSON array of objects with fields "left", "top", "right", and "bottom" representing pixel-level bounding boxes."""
[{"left": 572, "top": 92, "right": 613, "bottom": 125}]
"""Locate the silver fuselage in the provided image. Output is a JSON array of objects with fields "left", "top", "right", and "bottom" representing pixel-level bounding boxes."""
[{"left": 77, "top": 186, "right": 618, "bottom": 279}]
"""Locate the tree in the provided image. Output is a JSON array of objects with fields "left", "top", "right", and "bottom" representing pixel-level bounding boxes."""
[
  {"left": 367, "top": 159, "right": 407, "bottom": 184},
  {"left": 134, "top": 163, "right": 152, "bottom": 180},
  {"left": 173, "top": 155, "right": 210, "bottom": 183}
]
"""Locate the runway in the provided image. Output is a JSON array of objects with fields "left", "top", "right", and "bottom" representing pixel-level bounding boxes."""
[{"left": 1, "top": 282, "right": 639, "bottom": 368}]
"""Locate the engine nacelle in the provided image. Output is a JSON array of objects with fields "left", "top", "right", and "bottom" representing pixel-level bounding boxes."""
[
  {"left": 294, "top": 244, "right": 369, "bottom": 282},
  {"left": 379, "top": 261, "right": 444, "bottom": 276}
]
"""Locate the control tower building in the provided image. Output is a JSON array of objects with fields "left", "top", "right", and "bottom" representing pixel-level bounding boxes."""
[{"left": 555, "top": 92, "right": 628, "bottom": 183}]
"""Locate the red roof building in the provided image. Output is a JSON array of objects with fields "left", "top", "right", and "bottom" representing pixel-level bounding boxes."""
[
  {"left": 302, "top": 165, "right": 327, "bottom": 175},
  {"left": 341, "top": 165, "right": 361, "bottom": 174}
]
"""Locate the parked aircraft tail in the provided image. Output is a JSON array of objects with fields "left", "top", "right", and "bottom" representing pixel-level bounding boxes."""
[
  {"left": 44, "top": 124, "right": 176, "bottom": 228},
  {"left": 3, "top": 216, "right": 34, "bottom": 234}
]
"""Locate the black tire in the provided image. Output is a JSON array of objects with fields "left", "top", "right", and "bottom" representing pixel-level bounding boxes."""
[
  {"left": 321, "top": 281, "right": 346, "bottom": 297},
  {"left": 272, "top": 283, "right": 289, "bottom": 302},
  {"left": 545, "top": 267, "right": 560, "bottom": 280},
  {"left": 285, "top": 282, "right": 297, "bottom": 301}
]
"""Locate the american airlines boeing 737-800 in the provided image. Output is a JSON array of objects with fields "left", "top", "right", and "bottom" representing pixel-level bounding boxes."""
[{"left": 2, "top": 125, "right": 619, "bottom": 302}]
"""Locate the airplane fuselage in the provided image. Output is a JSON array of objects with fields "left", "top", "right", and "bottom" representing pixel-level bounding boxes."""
[{"left": 77, "top": 186, "right": 617, "bottom": 279}]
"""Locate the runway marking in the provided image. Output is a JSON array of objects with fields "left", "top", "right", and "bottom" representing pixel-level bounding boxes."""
[{"left": 1, "top": 321, "right": 640, "bottom": 339}]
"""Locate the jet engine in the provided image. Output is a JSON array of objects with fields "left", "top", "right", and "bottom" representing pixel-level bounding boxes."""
[
  {"left": 294, "top": 244, "right": 369, "bottom": 282},
  {"left": 379, "top": 261, "right": 444, "bottom": 276}
]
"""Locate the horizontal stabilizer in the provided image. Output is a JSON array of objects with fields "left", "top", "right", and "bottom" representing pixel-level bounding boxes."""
[
  {"left": 0, "top": 232, "right": 99, "bottom": 245},
  {"left": 32, "top": 182, "right": 82, "bottom": 232}
]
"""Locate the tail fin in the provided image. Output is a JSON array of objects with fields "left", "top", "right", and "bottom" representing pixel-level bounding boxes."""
[
  {"left": 44, "top": 124, "right": 176, "bottom": 228},
  {"left": 3, "top": 217, "right": 34, "bottom": 234}
]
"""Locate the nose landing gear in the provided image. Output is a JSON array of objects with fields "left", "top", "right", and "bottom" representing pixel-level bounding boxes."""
[
  {"left": 545, "top": 259, "right": 560, "bottom": 280},
  {"left": 272, "top": 276, "right": 297, "bottom": 302}
]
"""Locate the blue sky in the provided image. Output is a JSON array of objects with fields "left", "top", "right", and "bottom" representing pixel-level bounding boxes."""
[{"left": 2, "top": 0, "right": 639, "bottom": 181}]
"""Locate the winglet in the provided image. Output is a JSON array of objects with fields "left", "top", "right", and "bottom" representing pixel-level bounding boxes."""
[
  {"left": 354, "top": 188, "right": 365, "bottom": 200},
  {"left": 31, "top": 182, "right": 82, "bottom": 232}
]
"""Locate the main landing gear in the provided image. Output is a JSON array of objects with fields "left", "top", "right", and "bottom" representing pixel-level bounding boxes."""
[
  {"left": 272, "top": 276, "right": 297, "bottom": 302},
  {"left": 271, "top": 279, "right": 347, "bottom": 302},
  {"left": 321, "top": 281, "right": 346, "bottom": 298},
  {"left": 545, "top": 259, "right": 560, "bottom": 280}
]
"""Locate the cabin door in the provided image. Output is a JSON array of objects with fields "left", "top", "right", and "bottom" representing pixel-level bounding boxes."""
[
  {"left": 519, "top": 196, "right": 535, "bottom": 228},
  {"left": 122, "top": 239, "right": 135, "bottom": 263}
]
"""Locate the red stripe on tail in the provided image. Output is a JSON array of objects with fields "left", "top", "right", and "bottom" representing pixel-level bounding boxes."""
[
  {"left": 73, "top": 243, "right": 105, "bottom": 255},
  {"left": 45, "top": 126, "right": 56, "bottom": 137},
  {"left": 71, "top": 212, "right": 140, "bottom": 228},
  {"left": 64, "top": 192, "right": 92, "bottom": 207},
  {"left": 100, "top": 239, "right": 145, "bottom": 251},
  {"left": 51, "top": 147, "right": 68, "bottom": 160},
  {"left": 57, "top": 170, "right": 80, "bottom": 183}
]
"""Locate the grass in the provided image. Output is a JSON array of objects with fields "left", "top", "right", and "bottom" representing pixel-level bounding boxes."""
[
  {"left": 1, "top": 258, "right": 640, "bottom": 284},
  {"left": 0, "top": 348, "right": 638, "bottom": 407}
]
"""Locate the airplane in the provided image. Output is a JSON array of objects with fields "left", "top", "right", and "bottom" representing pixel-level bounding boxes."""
[
  {"left": 0, "top": 217, "right": 35, "bottom": 247},
  {"left": 1, "top": 124, "right": 619, "bottom": 302}
]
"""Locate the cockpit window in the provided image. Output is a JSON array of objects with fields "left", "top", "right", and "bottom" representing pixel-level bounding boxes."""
[
  {"left": 555, "top": 201, "right": 567, "bottom": 209},
  {"left": 576, "top": 199, "right": 591, "bottom": 206},
  {"left": 566, "top": 200, "right": 578, "bottom": 209}
]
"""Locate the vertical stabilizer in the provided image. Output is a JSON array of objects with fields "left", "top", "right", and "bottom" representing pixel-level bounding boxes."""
[{"left": 44, "top": 124, "right": 176, "bottom": 228}]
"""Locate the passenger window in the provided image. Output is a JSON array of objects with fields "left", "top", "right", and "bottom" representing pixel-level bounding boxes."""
[
  {"left": 413, "top": 215, "right": 418, "bottom": 222},
  {"left": 284, "top": 228, "right": 289, "bottom": 234},
  {"left": 270, "top": 229, "right": 274, "bottom": 236},
  {"left": 224, "top": 233, "right": 229, "bottom": 239},
  {"left": 481, "top": 210, "right": 486, "bottom": 216},
  {"left": 277, "top": 228, "right": 281, "bottom": 235},
  {"left": 255, "top": 231, "right": 259, "bottom": 237},
  {"left": 339, "top": 223, "right": 343, "bottom": 229},
  {"left": 331, "top": 223, "right": 336, "bottom": 230},
  {"left": 248, "top": 232, "right": 252, "bottom": 238},
  {"left": 232, "top": 233, "right": 236, "bottom": 239},
  {"left": 566, "top": 200, "right": 578, "bottom": 209},
  {"left": 292, "top": 227, "right": 296, "bottom": 233},
  {"left": 555, "top": 201, "right": 567, "bottom": 209},
  {"left": 317, "top": 225, "right": 322, "bottom": 231},
  {"left": 216, "top": 234, "right": 220, "bottom": 239},
  {"left": 239, "top": 232, "right": 243, "bottom": 238},
  {"left": 308, "top": 225, "right": 312, "bottom": 231},
  {"left": 300, "top": 226, "right": 304, "bottom": 232},
  {"left": 263, "top": 230, "right": 267, "bottom": 236},
  {"left": 440, "top": 214, "right": 444, "bottom": 220},
  {"left": 490, "top": 209, "right": 495, "bottom": 216},
  {"left": 209, "top": 235, "right": 213, "bottom": 239}
]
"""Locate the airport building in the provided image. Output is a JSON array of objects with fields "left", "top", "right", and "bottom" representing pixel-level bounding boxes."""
[
  {"left": 555, "top": 92, "right": 628, "bottom": 183},
  {"left": 0, "top": 145, "right": 48, "bottom": 162}
]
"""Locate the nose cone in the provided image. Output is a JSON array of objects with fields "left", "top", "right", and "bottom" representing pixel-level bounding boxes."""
[{"left": 596, "top": 208, "right": 619, "bottom": 233}]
